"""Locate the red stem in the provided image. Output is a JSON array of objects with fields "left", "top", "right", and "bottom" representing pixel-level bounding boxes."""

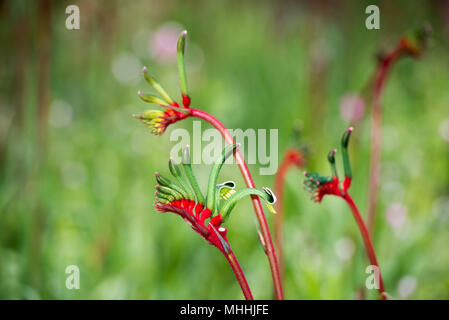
[
  {"left": 342, "top": 193, "right": 386, "bottom": 299},
  {"left": 274, "top": 155, "right": 290, "bottom": 284},
  {"left": 366, "top": 47, "right": 402, "bottom": 236},
  {"left": 274, "top": 149, "right": 303, "bottom": 285},
  {"left": 191, "top": 108, "right": 284, "bottom": 300},
  {"left": 224, "top": 250, "right": 254, "bottom": 300}
]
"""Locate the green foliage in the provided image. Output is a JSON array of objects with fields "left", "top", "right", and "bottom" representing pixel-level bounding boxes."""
[{"left": 1, "top": 0, "right": 449, "bottom": 299}]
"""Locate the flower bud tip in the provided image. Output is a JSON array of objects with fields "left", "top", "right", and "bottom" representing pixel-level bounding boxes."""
[
  {"left": 137, "top": 90, "right": 143, "bottom": 97},
  {"left": 142, "top": 66, "right": 147, "bottom": 73}
]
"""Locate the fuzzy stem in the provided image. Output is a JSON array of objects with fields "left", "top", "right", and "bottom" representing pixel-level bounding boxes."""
[
  {"left": 198, "top": 224, "right": 253, "bottom": 299},
  {"left": 223, "top": 250, "right": 254, "bottom": 300},
  {"left": 366, "top": 47, "right": 402, "bottom": 236},
  {"left": 273, "top": 153, "right": 292, "bottom": 285},
  {"left": 274, "top": 149, "right": 304, "bottom": 287},
  {"left": 342, "top": 193, "right": 386, "bottom": 299},
  {"left": 190, "top": 108, "right": 284, "bottom": 300}
]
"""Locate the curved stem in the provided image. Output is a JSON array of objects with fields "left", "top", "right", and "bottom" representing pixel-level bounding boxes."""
[
  {"left": 191, "top": 108, "right": 284, "bottom": 300},
  {"left": 273, "top": 154, "right": 292, "bottom": 285},
  {"left": 201, "top": 225, "right": 253, "bottom": 299},
  {"left": 274, "top": 149, "right": 304, "bottom": 288},
  {"left": 223, "top": 249, "right": 254, "bottom": 300},
  {"left": 342, "top": 193, "right": 386, "bottom": 299},
  {"left": 367, "top": 47, "right": 401, "bottom": 236}
]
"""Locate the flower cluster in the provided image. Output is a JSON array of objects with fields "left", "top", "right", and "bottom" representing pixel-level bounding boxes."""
[
  {"left": 154, "top": 144, "right": 277, "bottom": 255},
  {"left": 133, "top": 31, "right": 192, "bottom": 135},
  {"left": 397, "top": 23, "right": 432, "bottom": 58},
  {"left": 304, "top": 127, "right": 353, "bottom": 203}
]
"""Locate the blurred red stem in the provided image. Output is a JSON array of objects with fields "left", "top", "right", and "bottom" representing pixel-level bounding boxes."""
[
  {"left": 191, "top": 108, "right": 284, "bottom": 300},
  {"left": 343, "top": 193, "right": 386, "bottom": 299},
  {"left": 224, "top": 250, "right": 254, "bottom": 300},
  {"left": 367, "top": 47, "right": 402, "bottom": 236},
  {"left": 274, "top": 149, "right": 303, "bottom": 285}
]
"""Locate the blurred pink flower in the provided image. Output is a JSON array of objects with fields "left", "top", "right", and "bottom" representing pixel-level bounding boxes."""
[
  {"left": 386, "top": 203, "right": 408, "bottom": 230},
  {"left": 339, "top": 94, "right": 365, "bottom": 124},
  {"left": 149, "top": 23, "right": 183, "bottom": 63},
  {"left": 398, "top": 276, "right": 417, "bottom": 299}
]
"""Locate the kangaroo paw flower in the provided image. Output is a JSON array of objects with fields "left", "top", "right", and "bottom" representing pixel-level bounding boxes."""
[
  {"left": 303, "top": 127, "right": 354, "bottom": 202},
  {"left": 134, "top": 31, "right": 195, "bottom": 135},
  {"left": 153, "top": 145, "right": 276, "bottom": 256}
]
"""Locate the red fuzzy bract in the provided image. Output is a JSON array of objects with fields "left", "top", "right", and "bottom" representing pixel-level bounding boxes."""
[
  {"left": 154, "top": 199, "right": 229, "bottom": 254},
  {"left": 286, "top": 149, "right": 305, "bottom": 168},
  {"left": 158, "top": 108, "right": 190, "bottom": 135},
  {"left": 182, "top": 94, "right": 191, "bottom": 108},
  {"left": 314, "top": 177, "right": 341, "bottom": 203}
]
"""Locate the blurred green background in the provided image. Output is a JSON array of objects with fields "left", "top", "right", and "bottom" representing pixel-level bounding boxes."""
[{"left": 1, "top": 0, "right": 449, "bottom": 299}]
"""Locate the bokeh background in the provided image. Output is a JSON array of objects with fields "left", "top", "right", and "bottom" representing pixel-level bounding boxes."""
[{"left": 1, "top": 0, "right": 449, "bottom": 299}]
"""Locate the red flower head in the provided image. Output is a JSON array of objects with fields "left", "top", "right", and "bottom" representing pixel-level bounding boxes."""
[
  {"left": 153, "top": 144, "right": 277, "bottom": 255},
  {"left": 304, "top": 127, "right": 354, "bottom": 203},
  {"left": 398, "top": 23, "right": 432, "bottom": 58},
  {"left": 134, "top": 31, "right": 192, "bottom": 135}
]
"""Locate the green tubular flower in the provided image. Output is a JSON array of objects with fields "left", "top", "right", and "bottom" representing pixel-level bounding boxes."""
[
  {"left": 169, "top": 158, "right": 195, "bottom": 200},
  {"left": 220, "top": 187, "right": 277, "bottom": 222},
  {"left": 328, "top": 149, "right": 338, "bottom": 178},
  {"left": 206, "top": 143, "right": 239, "bottom": 213},
  {"left": 214, "top": 181, "right": 236, "bottom": 214},
  {"left": 155, "top": 172, "right": 188, "bottom": 200},
  {"left": 156, "top": 191, "right": 175, "bottom": 203},
  {"left": 142, "top": 66, "right": 174, "bottom": 105},
  {"left": 137, "top": 91, "right": 167, "bottom": 105},
  {"left": 177, "top": 30, "right": 189, "bottom": 99},
  {"left": 156, "top": 185, "right": 183, "bottom": 200},
  {"left": 341, "top": 127, "right": 353, "bottom": 180},
  {"left": 181, "top": 145, "right": 205, "bottom": 204}
]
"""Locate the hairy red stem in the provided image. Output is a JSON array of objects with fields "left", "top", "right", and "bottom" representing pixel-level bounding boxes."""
[
  {"left": 191, "top": 108, "right": 284, "bottom": 300},
  {"left": 274, "top": 156, "right": 290, "bottom": 284},
  {"left": 224, "top": 250, "right": 254, "bottom": 300},
  {"left": 343, "top": 193, "right": 386, "bottom": 299},
  {"left": 274, "top": 149, "right": 304, "bottom": 286},
  {"left": 366, "top": 47, "right": 402, "bottom": 236}
]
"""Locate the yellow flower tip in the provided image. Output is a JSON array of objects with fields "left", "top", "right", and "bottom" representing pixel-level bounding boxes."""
[
  {"left": 220, "top": 188, "right": 236, "bottom": 200},
  {"left": 142, "top": 109, "right": 165, "bottom": 120},
  {"left": 266, "top": 203, "right": 277, "bottom": 215}
]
